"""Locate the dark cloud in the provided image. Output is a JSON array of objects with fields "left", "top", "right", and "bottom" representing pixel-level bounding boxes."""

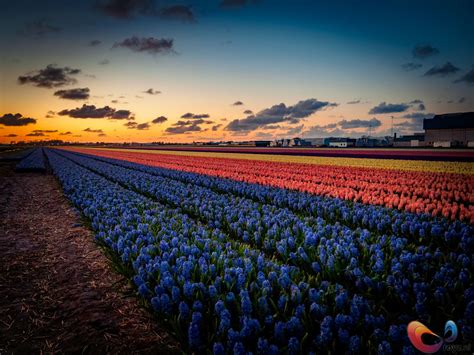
[
  {"left": 5, "top": 134, "right": 18, "bottom": 137},
  {"left": 84, "top": 128, "right": 104, "bottom": 133},
  {"left": 99, "top": 59, "right": 110, "bottom": 65},
  {"left": 459, "top": 97, "right": 467, "bottom": 103},
  {"left": 18, "top": 19, "right": 61, "bottom": 37},
  {"left": 26, "top": 132, "right": 45, "bottom": 137},
  {"left": 159, "top": 5, "right": 195, "bottom": 22},
  {"left": 346, "top": 99, "right": 361, "bottom": 104},
  {"left": 18, "top": 65, "right": 81, "bottom": 88},
  {"left": 111, "top": 100, "right": 119, "bottom": 103},
  {"left": 152, "top": 116, "right": 167, "bottom": 124},
  {"left": 212, "top": 124, "right": 222, "bottom": 131},
  {"left": 412, "top": 44, "right": 439, "bottom": 59},
  {"left": 243, "top": 109, "right": 253, "bottom": 115},
  {"left": 59, "top": 131, "right": 72, "bottom": 135},
  {"left": 111, "top": 110, "right": 133, "bottom": 120},
  {"left": 417, "top": 103, "right": 426, "bottom": 111},
  {"left": 32, "top": 129, "right": 58, "bottom": 133},
  {"left": 303, "top": 123, "right": 340, "bottom": 137},
  {"left": 89, "top": 40, "right": 102, "bottom": 46},
  {"left": 286, "top": 124, "right": 304, "bottom": 135},
  {"left": 225, "top": 98, "right": 337, "bottom": 132},
  {"left": 113, "top": 36, "right": 174, "bottom": 55},
  {"left": 96, "top": 0, "right": 156, "bottom": 18},
  {"left": 409, "top": 99, "right": 423, "bottom": 104},
  {"left": 338, "top": 118, "right": 381, "bottom": 129},
  {"left": 368, "top": 102, "right": 410, "bottom": 114},
  {"left": 424, "top": 62, "right": 460, "bottom": 77},
  {"left": 181, "top": 113, "right": 210, "bottom": 119},
  {"left": 0, "top": 113, "right": 37, "bottom": 126},
  {"left": 454, "top": 66, "right": 474, "bottom": 84},
  {"left": 126, "top": 121, "right": 150, "bottom": 130},
  {"left": 45, "top": 110, "right": 56, "bottom": 118},
  {"left": 144, "top": 88, "right": 161, "bottom": 95},
  {"left": 402, "top": 62, "right": 422, "bottom": 71},
  {"left": 165, "top": 119, "right": 205, "bottom": 134},
  {"left": 54, "top": 88, "right": 90, "bottom": 100},
  {"left": 136, "top": 122, "right": 150, "bottom": 130},
  {"left": 220, "top": 0, "right": 256, "bottom": 8},
  {"left": 403, "top": 112, "right": 435, "bottom": 120},
  {"left": 124, "top": 121, "right": 137, "bottom": 128},
  {"left": 58, "top": 104, "right": 133, "bottom": 120},
  {"left": 232, "top": 101, "right": 244, "bottom": 106}
]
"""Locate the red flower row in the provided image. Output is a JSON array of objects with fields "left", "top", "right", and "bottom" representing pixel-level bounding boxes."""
[{"left": 72, "top": 148, "right": 474, "bottom": 223}]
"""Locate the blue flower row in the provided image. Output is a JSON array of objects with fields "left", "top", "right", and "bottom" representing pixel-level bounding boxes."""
[
  {"left": 15, "top": 147, "right": 46, "bottom": 172},
  {"left": 51, "top": 148, "right": 474, "bottom": 352}
]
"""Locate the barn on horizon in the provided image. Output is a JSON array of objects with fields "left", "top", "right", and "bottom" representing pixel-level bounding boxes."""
[{"left": 423, "top": 112, "right": 474, "bottom": 147}]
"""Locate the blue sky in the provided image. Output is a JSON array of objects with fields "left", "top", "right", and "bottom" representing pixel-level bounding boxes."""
[{"left": 1, "top": 0, "right": 473, "bottom": 142}]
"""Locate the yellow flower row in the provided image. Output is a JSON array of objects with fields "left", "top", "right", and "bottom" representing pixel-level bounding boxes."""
[{"left": 85, "top": 148, "right": 474, "bottom": 175}]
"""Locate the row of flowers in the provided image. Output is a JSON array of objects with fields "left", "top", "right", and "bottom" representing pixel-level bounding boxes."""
[
  {"left": 69, "top": 148, "right": 473, "bottom": 222},
  {"left": 53, "top": 148, "right": 474, "bottom": 352},
  {"left": 15, "top": 147, "right": 46, "bottom": 172}
]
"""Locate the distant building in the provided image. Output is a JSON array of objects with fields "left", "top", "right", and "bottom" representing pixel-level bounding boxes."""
[
  {"left": 393, "top": 133, "right": 425, "bottom": 148},
  {"left": 254, "top": 140, "right": 272, "bottom": 147},
  {"left": 356, "top": 136, "right": 392, "bottom": 147},
  {"left": 423, "top": 112, "right": 474, "bottom": 147},
  {"left": 324, "top": 137, "right": 356, "bottom": 148}
]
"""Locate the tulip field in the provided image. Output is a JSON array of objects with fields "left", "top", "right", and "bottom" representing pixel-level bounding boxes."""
[{"left": 18, "top": 147, "right": 473, "bottom": 354}]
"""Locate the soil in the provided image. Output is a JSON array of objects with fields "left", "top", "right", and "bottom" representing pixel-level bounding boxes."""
[{"left": 0, "top": 161, "right": 180, "bottom": 354}]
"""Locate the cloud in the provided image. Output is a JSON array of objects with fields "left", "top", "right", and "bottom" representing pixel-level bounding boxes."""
[
  {"left": 409, "top": 99, "right": 423, "bottom": 104},
  {"left": 136, "top": 122, "right": 150, "bottom": 130},
  {"left": 402, "top": 62, "right": 422, "bottom": 71},
  {"left": 99, "top": 59, "right": 110, "bottom": 65},
  {"left": 96, "top": 0, "right": 156, "bottom": 18},
  {"left": 152, "top": 116, "right": 167, "bottom": 124},
  {"left": 403, "top": 112, "right": 435, "bottom": 120},
  {"left": 368, "top": 102, "right": 410, "bottom": 114},
  {"left": 18, "top": 18, "right": 61, "bottom": 37},
  {"left": 225, "top": 98, "right": 337, "bottom": 132},
  {"left": 286, "top": 124, "right": 304, "bottom": 136},
  {"left": 424, "top": 62, "right": 460, "bottom": 77},
  {"left": 113, "top": 36, "right": 174, "bottom": 55},
  {"left": 26, "top": 132, "right": 45, "bottom": 137},
  {"left": 98, "top": 133, "right": 107, "bottom": 137},
  {"left": 124, "top": 121, "right": 137, "bottom": 128},
  {"left": 59, "top": 131, "right": 72, "bottom": 135},
  {"left": 4, "top": 134, "right": 18, "bottom": 137},
  {"left": 165, "top": 119, "right": 206, "bottom": 134},
  {"left": 181, "top": 112, "right": 210, "bottom": 119},
  {"left": 58, "top": 104, "right": 133, "bottom": 120},
  {"left": 220, "top": 0, "right": 256, "bottom": 8},
  {"left": 243, "top": 109, "right": 253, "bottom": 115},
  {"left": 144, "top": 88, "right": 161, "bottom": 95},
  {"left": 338, "top": 118, "right": 381, "bottom": 129},
  {"left": 18, "top": 65, "right": 81, "bottom": 88},
  {"left": 0, "top": 113, "right": 37, "bottom": 126},
  {"left": 159, "top": 5, "right": 195, "bottom": 22},
  {"left": 459, "top": 97, "right": 467, "bottom": 103},
  {"left": 302, "top": 123, "right": 341, "bottom": 137},
  {"left": 346, "top": 99, "right": 361, "bottom": 104},
  {"left": 232, "top": 101, "right": 244, "bottom": 106},
  {"left": 412, "top": 44, "right": 439, "bottom": 59},
  {"left": 417, "top": 103, "right": 426, "bottom": 111},
  {"left": 89, "top": 39, "right": 102, "bottom": 46},
  {"left": 212, "top": 124, "right": 222, "bottom": 131},
  {"left": 32, "top": 129, "right": 57, "bottom": 133},
  {"left": 54, "top": 88, "right": 90, "bottom": 100},
  {"left": 454, "top": 66, "right": 474, "bottom": 85},
  {"left": 45, "top": 110, "right": 56, "bottom": 118},
  {"left": 84, "top": 128, "right": 104, "bottom": 133}
]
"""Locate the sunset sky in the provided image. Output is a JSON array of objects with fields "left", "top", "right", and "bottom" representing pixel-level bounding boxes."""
[{"left": 1, "top": 0, "right": 473, "bottom": 143}]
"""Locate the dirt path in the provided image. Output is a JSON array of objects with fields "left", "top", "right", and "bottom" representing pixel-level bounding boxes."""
[{"left": 0, "top": 162, "right": 179, "bottom": 354}]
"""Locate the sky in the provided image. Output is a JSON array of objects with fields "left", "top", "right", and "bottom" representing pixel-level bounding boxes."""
[{"left": 0, "top": 0, "right": 473, "bottom": 143}]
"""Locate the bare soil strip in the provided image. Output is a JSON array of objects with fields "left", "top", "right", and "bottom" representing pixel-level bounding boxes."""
[{"left": 0, "top": 162, "right": 179, "bottom": 354}]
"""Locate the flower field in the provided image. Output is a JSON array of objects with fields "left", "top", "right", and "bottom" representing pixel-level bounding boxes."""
[
  {"left": 67, "top": 148, "right": 474, "bottom": 222},
  {"left": 39, "top": 147, "right": 473, "bottom": 354}
]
